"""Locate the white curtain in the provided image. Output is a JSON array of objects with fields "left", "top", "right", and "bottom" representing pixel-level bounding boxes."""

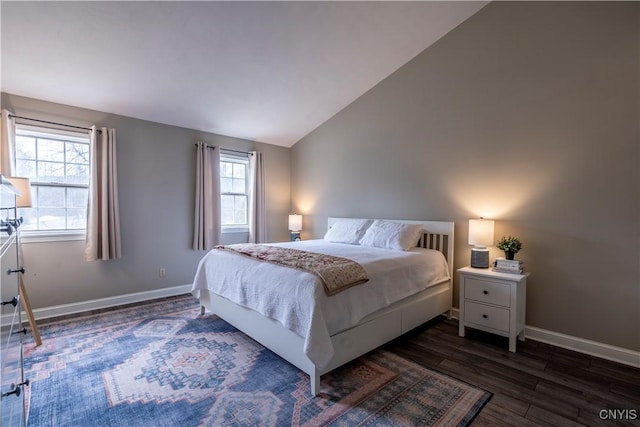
[
  {"left": 193, "top": 142, "right": 221, "bottom": 250},
  {"left": 248, "top": 150, "right": 267, "bottom": 243},
  {"left": 85, "top": 126, "right": 122, "bottom": 261},
  {"left": 0, "top": 109, "right": 16, "bottom": 176}
]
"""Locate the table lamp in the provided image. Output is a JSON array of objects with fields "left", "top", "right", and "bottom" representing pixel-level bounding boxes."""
[
  {"left": 289, "top": 214, "right": 302, "bottom": 241},
  {"left": 7, "top": 177, "right": 33, "bottom": 208},
  {"left": 468, "top": 218, "right": 494, "bottom": 268}
]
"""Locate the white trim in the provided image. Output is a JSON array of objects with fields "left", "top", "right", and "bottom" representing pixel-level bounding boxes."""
[
  {"left": 20, "top": 230, "right": 85, "bottom": 243},
  {"left": 525, "top": 326, "right": 640, "bottom": 368},
  {"left": 2, "top": 284, "right": 193, "bottom": 325},
  {"left": 15, "top": 123, "right": 90, "bottom": 139},
  {"left": 450, "top": 308, "right": 639, "bottom": 368},
  {"left": 221, "top": 226, "right": 249, "bottom": 234}
]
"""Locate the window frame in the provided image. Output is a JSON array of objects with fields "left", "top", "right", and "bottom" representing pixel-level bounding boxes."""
[
  {"left": 220, "top": 152, "right": 250, "bottom": 233},
  {"left": 14, "top": 124, "right": 91, "bottom": 241}
]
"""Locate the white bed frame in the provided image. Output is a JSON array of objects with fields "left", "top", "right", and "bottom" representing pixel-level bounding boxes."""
[{"left": 198, "top": 218, "right": 455, "bottom": 396}]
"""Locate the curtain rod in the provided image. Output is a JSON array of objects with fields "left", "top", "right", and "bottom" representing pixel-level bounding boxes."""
[
  {"left": 195, "top": 144, "right": 254, "bottom": 156},
  {"left": 9, "top": 114, "right": 101, "bottom": 134}
]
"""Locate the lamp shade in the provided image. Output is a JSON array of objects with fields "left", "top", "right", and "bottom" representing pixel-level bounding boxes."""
[
  {"left": 468, "top": 218, "right": 494, "bottom": 247},
  {"left": 288, "top": 214, "right": 302, "bottom": 232},
  {"left": 6, "top": 177, "right": 32, "bottom": 208}
]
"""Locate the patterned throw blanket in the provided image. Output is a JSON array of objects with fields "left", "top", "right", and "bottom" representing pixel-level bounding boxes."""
[{"left": 216, "top": 244, "right": 369, "bottom": 296}]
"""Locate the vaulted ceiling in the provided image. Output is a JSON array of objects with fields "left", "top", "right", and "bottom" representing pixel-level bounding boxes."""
[{"left": 1, "top": 1, "right": 487, "bottom": 147}]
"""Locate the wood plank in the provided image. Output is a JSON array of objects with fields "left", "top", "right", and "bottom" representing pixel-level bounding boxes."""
[
  {"left": 526, "top": 405, "right": 587, "bottom": 427},
  {"left": 383, "top": 317, "right": 640, "bottom": 426},
  {"left": 481, "top": 404, "right": 545, "bottom": 427},
  {"left": 486, "top": 393, "right": 530, "bottom": 418}
]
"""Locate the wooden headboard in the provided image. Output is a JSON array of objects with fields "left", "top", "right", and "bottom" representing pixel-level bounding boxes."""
[{"left": 327, "top": 217, "right": 455, "bottom": 278}]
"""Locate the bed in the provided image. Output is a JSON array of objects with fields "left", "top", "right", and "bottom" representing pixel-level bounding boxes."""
[{"left": 191, "top": 217, "right": 455, "bottom": 396}]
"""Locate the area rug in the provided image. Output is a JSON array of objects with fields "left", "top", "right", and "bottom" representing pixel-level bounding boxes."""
[{"left": 24, "top": 295, "right": 491, "bottom": 427}]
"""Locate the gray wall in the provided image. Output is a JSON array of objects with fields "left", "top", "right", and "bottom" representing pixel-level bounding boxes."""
[
  {"left": 291, "top": 2, "right": 639, "bottom": 351},
  {"left": 1, "top": 93, "right": 291, "bottom": 309}
]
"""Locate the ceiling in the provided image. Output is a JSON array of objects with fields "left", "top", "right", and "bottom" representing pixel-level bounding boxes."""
[{"left": 1, "top": 1, "right": 487, "bottom": 147}]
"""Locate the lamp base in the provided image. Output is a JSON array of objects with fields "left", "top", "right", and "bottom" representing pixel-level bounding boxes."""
[
  {"left": 290, "top": 232, "right": 301, "bottom": 242},
  {"left": 470, "top": 247, "right": 490, "bottom": 268}
]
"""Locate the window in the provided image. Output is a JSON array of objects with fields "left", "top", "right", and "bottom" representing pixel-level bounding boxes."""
[
  {"left": 14, "top": 126, "right": 90, "bottom": 232},
  {"left": 220, "top": 154, "right": 249, "bottom": 228}
]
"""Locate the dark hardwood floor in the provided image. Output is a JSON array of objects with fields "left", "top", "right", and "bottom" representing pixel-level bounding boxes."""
[{"left": 383, "top": 316, "right": 640, "bottom": 426}]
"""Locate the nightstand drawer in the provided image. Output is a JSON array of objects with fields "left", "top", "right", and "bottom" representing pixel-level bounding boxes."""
[
  {"left": 464, "top": 277, "right": 511, "bottom": 307},
  {"left": 464, "top": 301, "right": 510, "bottom": 333}
]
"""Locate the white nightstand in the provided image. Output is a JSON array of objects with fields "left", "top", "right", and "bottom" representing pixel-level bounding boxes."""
[{"left": 458, "top": 266, "right": 529, "bottom": 352}]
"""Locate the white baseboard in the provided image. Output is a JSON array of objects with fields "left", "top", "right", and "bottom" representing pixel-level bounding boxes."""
[
  {"left": 9, "top": 284, "right": 193, "bottom": 324},
  {"left": 525, "top": 326, "right": 640, "bottom": 368},
  {"left": 450, "top": 308, "right": 639, "bottom": 368}
]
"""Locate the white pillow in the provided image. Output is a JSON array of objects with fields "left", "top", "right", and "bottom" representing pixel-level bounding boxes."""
[
  {"left": 359, "top": 220, "right": 423, "bottom": 251},
  {"left": 324, "top": 219, "right": 373, "bottom": 244}
]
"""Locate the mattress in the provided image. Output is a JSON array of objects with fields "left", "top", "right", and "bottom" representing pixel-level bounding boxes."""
[{"left": 191, "top": 239, "right": 450, "bottom": 369}]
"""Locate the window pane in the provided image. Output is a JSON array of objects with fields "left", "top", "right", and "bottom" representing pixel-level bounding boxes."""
[
  {"left": 222, "top": 210, "right": 234, "bottom": 225},
  {"left": 234, "top": 209, "right": 246, "bottom": 224},
  {"left": 221, "top": 177, "right": 232, "bottom": 193},
  {"left": 220, "top": 162, "right": 233, "bottom": 178},
  {"left": 233, "top": 195, "right": 247, "bottom": 224},
  {"left": 232, "top": 178, "right": 245, "bottom": 193},
  {"left": 38, "top": 186, "right": 65, "bottom": 208},
  {"left": 235, "top": 195, "right": 247, "bottom": 211},
  {"left": 67, "top": 188, "right": 88, "bottom": 208},
  {"left": 66, "top": 164, "right": 90, "bottom": 185},
  {"left": 66, "top": 142, "right": 90, "bottom": 164},
  {"left": 221, "top": 194, "right": 248, "bottom": 225},
  {"left": 38, "top": 208, "right": 66, "bottom": 230},
  {"left": 236, "top": 195, "right": 247, "bottom": 224},
  {"left": 18, "top": 209, "right": 36, "bottom": 230},
  {"left": 221, "top": 195, "right": 234, "bottom": 210},
  {"left": 221, "top": 195, "right": 234, "bottom": 225},
  {"left": 233, "top": 163, "right": 245, "bottom": 179},
  {"left": 38, "top": 138, "right": 65, "bottom": 162},
  {"left": 16, "top": 160, "right": 36, "bottom": 178},
  {"left": 38, "top": 161, "right": 65, "bottom": 182},
  {"left": 15, "top": 136, "right": 36, "bottom": 160},
  {"left": 66, "top": 208, "right": 87, "bottom": 229}
]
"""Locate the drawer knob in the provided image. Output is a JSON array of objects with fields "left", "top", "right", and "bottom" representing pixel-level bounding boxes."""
[
  {"left": 8, "top": 267, "right": 25, "bottom": 275},
  {"left": 1, "top": 222, "right": 14, "bottom": 236},
  {"left": 482, "top": 314, "right": 488, "bottom": 319},
  {"left": 1, "top": 296, "right": 18, "bottom": 307},
  {"left": 483, "top": 290, "right": 488, "bottom": 295},
  {"left": 1, "top": 380, "right": 29, "bottom": 399}
]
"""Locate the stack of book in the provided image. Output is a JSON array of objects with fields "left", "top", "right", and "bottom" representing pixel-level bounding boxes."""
[{"left": 492, "top": 258, "right": 525, "bottom": 274}]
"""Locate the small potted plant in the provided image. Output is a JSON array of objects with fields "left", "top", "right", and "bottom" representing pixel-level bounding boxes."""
[{"left": 496, "top": 236, "right": 522, "bottom": 260}]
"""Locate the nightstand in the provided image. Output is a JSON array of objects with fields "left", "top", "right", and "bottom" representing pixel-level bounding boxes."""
[{"left": 458, "top": 266, "right": 529, "bottom": 352}]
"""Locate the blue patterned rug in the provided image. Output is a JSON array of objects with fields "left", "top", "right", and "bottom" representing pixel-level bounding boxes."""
[{"left": 24, "top": 295, "right": 490, "bottom": 426}]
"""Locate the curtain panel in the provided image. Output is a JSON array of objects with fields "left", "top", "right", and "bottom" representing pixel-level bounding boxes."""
[
  {"left": 193, "top": 142, "right": 221, "bottom": 250},
  {"left": 85, "top": 126, "right": 122, "bottom": 261},
  {"left": 0, "top": 110, "right": 16, "bottom": 176},
  {"left": 248, "top": 151, "right": 267, "bottom": 243}
]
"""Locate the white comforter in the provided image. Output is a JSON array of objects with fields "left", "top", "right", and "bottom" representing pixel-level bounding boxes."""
[{"left": 191, "top": 239, "right": 450, "bottom": 370}]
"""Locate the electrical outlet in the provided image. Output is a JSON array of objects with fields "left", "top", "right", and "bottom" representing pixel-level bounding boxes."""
[{"left": 159, "top": 268, "right": 166, "bottom": 278}]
